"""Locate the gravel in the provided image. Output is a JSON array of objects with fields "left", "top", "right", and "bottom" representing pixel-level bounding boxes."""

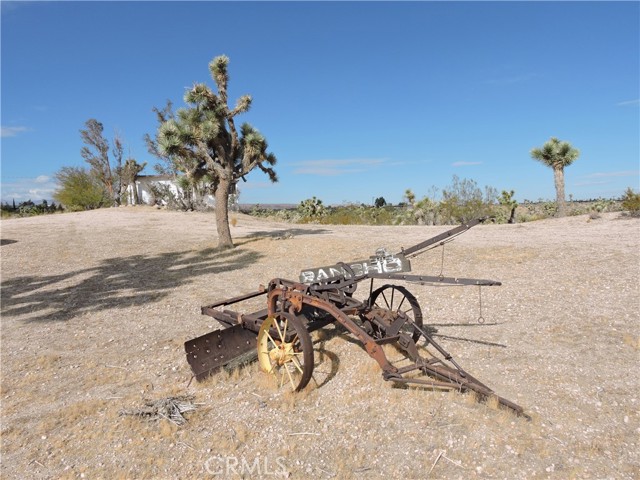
[{"left": 1, "top": 207, "right": 638, "bottom": 479}]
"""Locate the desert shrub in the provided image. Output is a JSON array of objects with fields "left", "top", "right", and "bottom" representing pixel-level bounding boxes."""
[
  {"left": 323, "top": 208, "right": 359, "bottom": 225},
  {"left": 621, "top": 187, "right": 640, "bottom": 217},
  {"left": 299, "top": 204, "right": 395, "bottom": 225},
  {"left": 393, "top": 189, "right": 439, "bottom": 225},
  {"left": 53, "top": 166, "right": 109, "bottom": 211},
  {"left": 298, "top": 197, "right": 326, "bottom": 222},
  {"left": 517, "top": 213, "right": 534, "bottom": 223},
  {"left": 413, "top": 197, "right": 439, "bottom": 225},
  {"left": 591, "top": 197, "right": 614, "bottom": 213},
  {"left": 541, "top": 201, "right": 558, "bottom": 218},
  {"left": 273, "top": 209, "right": 300, "bottom": 222},
  {"left": 149, "top": 183, "right": 188, "bottom": 210},
  {"left": 438, "top": 175, "right": 497, "bottom": 224},
  {"left": 393, "top": 190, "right": 417, "bottom": 225},
  {"left": 149, "top": 180, "right": 212, "bottom": 211},
  {"left": 366, "top": 205, "right": 395, "bottom": 225},
  {"left": 1, "top": 200, "right": 61, "bottom": 218},
  {"left": 249, "top": 204, "right": 267, "bottom": 216},
  {"left": 569, "top": 206, "right": 588, "bottom": 216}
]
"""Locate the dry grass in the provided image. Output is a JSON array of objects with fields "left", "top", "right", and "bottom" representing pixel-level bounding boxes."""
[{"left": 1, "top": 207, "right": 639, "bottom": 479}]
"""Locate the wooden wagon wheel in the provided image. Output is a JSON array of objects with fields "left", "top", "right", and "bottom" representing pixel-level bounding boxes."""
[
  {"left": 257, "top": 312, "right": 314, "bottom": 392},
  {"left": 367, "top": 284, "right": 424, "bottom": 343}
]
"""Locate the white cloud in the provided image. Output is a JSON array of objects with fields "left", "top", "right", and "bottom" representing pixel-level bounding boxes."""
[
  {"left": 616, "top": 99, "right": 640, "bottom": 107},
  {"left": 573, "top": 170, "right": 640, "bottom": 188},
  {"left": 241, "top": 181, "right": 276, "bottom": 190},
  {"left": 573, "top": 180, "right": 610, "bottom": 187},
  {"left": 1, "top": 126, "right": 29, "bottom": 138},
  {"left": 583, "top": 170, "right": 639, "bottom": 179},
  {"left": 451, "top": 161, "right": 482, "bottom": 167},
  {"left": 1, "top": 175, "right": 57, "bottom": 202},
  {"left": 292, "top": 158, "right": 386, "bottom": 176}
]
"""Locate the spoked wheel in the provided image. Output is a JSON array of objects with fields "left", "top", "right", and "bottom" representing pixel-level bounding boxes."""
[
  {"left": 367, "top": 284, "right": 424, "bottom": 343},
  {"left": 257, "top": 312, "right": 314, "bottom": 392}
]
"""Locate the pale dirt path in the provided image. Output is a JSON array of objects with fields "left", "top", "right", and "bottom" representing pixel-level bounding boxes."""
[{"left": 1, "top": 207, "right": 638, "bottom": 479}]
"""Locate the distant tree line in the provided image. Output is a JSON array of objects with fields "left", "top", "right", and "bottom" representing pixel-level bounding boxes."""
[
  {"left": 246, "top": 174, "right": 636, "bottom": 226},
  {"left": 1, "top": 199, "right": 63, "bottom": 218}
]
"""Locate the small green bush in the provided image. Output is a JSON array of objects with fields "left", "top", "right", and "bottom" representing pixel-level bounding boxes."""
[
  {"left": 621, "top": 187, "right": 640, "bottom": 217},
  {"left": 439, "top": 176, "right": 497, "bottom": 224},
  {"left": 591, "top": 197, "right": 614, "bottom": 213},
  {"left": 541, "top": 201, "right": 558, "bottom": 218},
  {"left": 53, "top": 166, "right": 109, "bottom": 211}
]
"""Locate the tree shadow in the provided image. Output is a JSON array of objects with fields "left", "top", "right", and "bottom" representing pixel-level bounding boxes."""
[
  {"left": 1, "top": 239, "right": 18, "bottom": 246},
  {"left": 241, "top": 228, "right": 330, "bottom": 240},
  {"left": 0, "top": 247, "right": 263, "bottom": 323}
]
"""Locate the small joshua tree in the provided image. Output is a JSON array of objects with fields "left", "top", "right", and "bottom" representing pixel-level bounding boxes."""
[{"left": 499, "top": 190, "right": 518, "bottom": 224}]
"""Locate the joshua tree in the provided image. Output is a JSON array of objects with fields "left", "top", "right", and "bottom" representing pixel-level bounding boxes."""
[
  {"left": 499, "top": 190, "right": 518, "bottom": 224},
  {"left": 404, "top": 189, "right": 416, "bottom": 208},
  {"left": 148, "top": 55, "right": 277, "bottom": 248},
  {"left": 530, "top": 137, "right": 580, "bottom": 217}
]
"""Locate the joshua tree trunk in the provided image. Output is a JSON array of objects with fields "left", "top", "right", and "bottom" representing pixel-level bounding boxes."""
[
  {"left": 133, "top": 180, "right": 139, "bottom": 205},
  {"left": 215, "top": 176, "right": 233, "bottom": 248},
  {"left": 553, "top": 167, "right": 567, "bottom": 217}
]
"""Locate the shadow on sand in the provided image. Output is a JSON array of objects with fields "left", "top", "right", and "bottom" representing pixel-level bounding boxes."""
[
  {"left": 241, "top": 228, "right": 330, "bottom": 240},
  {"left": 0, "top": 246, "right": 263, "bottom": 323}
]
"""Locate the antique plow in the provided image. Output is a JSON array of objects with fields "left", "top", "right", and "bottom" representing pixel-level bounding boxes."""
[{"left": 185, "top": 218, "right": 528, "bottom": 417}]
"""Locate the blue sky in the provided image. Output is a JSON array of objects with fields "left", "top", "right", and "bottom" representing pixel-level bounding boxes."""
[{"left": 1, "top": 1, "right": 638, "bottom": 205}]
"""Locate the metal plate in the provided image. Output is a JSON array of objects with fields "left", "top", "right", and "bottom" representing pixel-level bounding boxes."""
[
  {"left": 299, "top": 253, "right": 411, "bottom": 283},
  {"left": 185, "top": 324, "right": 257, "bottom": 381}
]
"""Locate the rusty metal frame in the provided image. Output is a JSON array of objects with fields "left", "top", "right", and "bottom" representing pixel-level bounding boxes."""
[
  {"left": 185, "top": 218, "right": 529, "bottom": 418},
  {"left": 266, "top": 279, "right": 398, "bottom": 375}
]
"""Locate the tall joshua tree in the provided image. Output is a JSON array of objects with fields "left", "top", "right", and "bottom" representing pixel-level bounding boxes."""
[
  {"left": 150, "top": 55, "right": 277, "bottom": 248},
  {"left": 530, "top": 137, "right": 580, "bottom": 217}
]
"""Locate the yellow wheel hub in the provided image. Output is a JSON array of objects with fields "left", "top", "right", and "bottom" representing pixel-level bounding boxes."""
[{"left": 257, "top": 314, "right": 308, "bottom": 391}]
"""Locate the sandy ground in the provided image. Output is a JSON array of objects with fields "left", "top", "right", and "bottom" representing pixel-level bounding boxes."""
[{"left": 1, "top": 207, "right": 638, "bottom": 479}]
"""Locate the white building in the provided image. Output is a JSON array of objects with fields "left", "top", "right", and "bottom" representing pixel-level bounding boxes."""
[
  {"left": 125, "top": 175, "right": 173, "bottom": 205},
  {"left": 126, "top": 175, "right": 216, "bottom": 207}
]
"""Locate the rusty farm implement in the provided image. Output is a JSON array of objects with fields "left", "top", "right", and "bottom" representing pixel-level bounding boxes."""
[{"left": 185, "top": 218, "right": 528, "bottom": 417}]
